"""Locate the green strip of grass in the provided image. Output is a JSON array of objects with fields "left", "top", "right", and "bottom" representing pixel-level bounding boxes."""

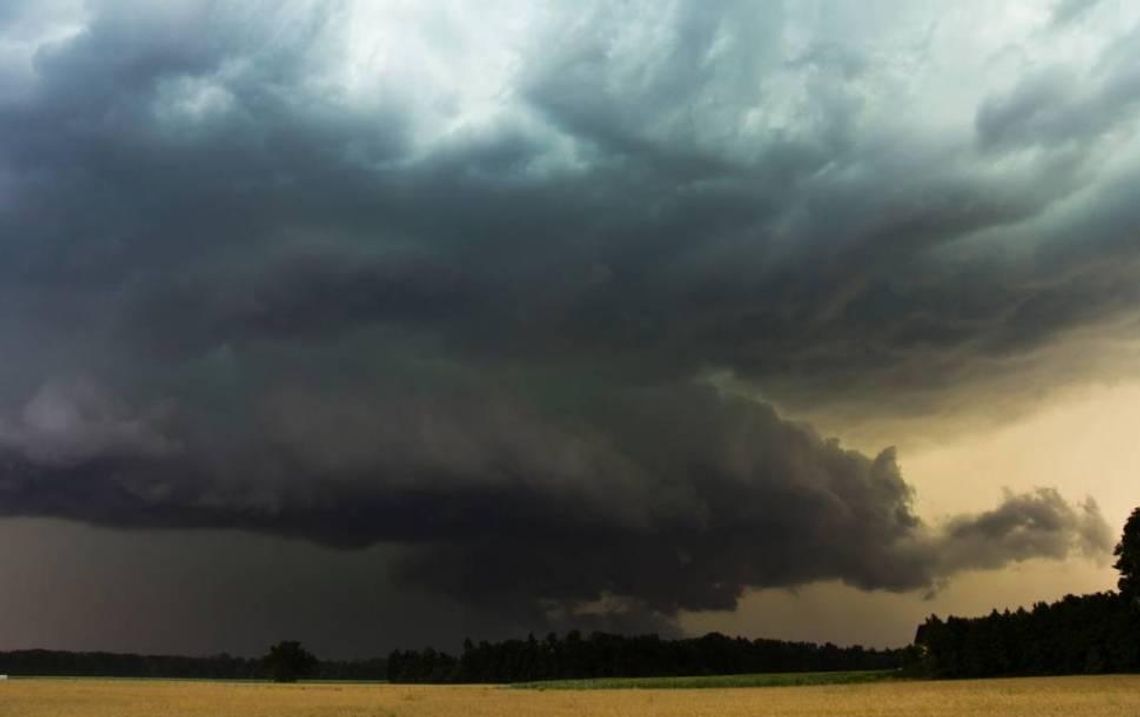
[{"left": 510, "top": 669, "right": 900, "bottom": 690}]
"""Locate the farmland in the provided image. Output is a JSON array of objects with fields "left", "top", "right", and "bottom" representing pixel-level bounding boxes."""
[
  {"left": 3, "top": 675, "right": 1140, "bottom": 717},
  {"left": 509, "top": 668, "right": 896, "bottom": 689}
]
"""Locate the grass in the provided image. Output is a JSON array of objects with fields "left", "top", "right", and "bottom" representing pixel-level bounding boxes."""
[
  {"left": 3, "top": 674, "right": 1140, "bottom": 716},
  {"left": 509, "top": 668, "right": 899, "bottom": 689}
]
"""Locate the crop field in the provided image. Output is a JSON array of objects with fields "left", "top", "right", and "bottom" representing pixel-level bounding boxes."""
[
  {"left": 510, "top": 668, "right": 896, "bottom": 689},
  {"left": 3, "top": 675, "right": 1140, "bottom": 717}
]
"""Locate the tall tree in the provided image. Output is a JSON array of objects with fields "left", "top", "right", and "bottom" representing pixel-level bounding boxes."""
[
  {"left": 1116, "top": 507, "right": 1140, "bottom": 603},
  {"left": 262, "top": 641, "right": 318, "bottom": 683}
]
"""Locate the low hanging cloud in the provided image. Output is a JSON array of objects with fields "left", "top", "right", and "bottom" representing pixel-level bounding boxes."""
[
  {"left": 0, "top": 379, "right": 176, "bottom": 467},
  {"left": 0, "top": 377, "right": 1111, "bottom": 629}
]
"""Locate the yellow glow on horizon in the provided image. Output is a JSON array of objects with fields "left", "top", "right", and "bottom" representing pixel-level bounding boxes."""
[
  {"left": 682, "top": 381, "right": 1140, "bottom": 646},
  {"left": 903, "top": 380, "right": 1140, "bottom": 532}
]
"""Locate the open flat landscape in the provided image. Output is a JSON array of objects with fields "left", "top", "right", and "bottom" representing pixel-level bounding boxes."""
[
  {"left": 3, "top": 6, "right": 1140, "bottom": 717},
  {"left": 3, "top": 675, "right": 1140, "bottom": 717}
]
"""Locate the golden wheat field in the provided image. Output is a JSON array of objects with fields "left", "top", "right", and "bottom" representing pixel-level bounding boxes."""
[{"left": 2, "top": 675, "right": 1140, "bottom": 717}]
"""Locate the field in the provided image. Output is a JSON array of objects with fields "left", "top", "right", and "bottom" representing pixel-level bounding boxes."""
[
  {"left": 3, "top": 675, "right": 1140, "bottom": 717},
  {"left": 510, "top": 668, "right": 896, "bottom": 689}
]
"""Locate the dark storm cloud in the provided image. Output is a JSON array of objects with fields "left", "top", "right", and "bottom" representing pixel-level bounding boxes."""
[
  {"left": 0, "top": 0, "right": 1134, "bottom": 630},
  {"left": 0, "top": 378, "right": 1112, "bottom": 627},
  {"left": 5, "top": 1, "right": 1138, "bottom": 393}
]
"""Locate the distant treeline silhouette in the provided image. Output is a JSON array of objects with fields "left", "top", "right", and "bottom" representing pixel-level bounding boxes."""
[
  {"left": 912, "top": 506, "right": 1140, "bottom": 678},
  {"left": 912, "top": 592, "right": 1139, "bottom": 677},
  {"left": 0, "top": 649, "right": 386, "bottom": 681},
  {"left": 387, "top": 631, "right": 905, "bottom": 683}
]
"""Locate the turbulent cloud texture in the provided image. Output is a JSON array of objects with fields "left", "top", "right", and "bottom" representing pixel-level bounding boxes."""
[
  {"left": 0, "top": 0, "right": 1135, "bottom": 632},
  {"left": 0, "top": 378, "right": 1113, "bottom": 628}
]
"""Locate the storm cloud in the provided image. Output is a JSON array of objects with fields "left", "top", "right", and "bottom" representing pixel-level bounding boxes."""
[
  {"left": 0, "top": 0, "right": 1135, "bottom": 634},
  {"left": 0, "top": 377, "right": 1112, "bottom": 628}
]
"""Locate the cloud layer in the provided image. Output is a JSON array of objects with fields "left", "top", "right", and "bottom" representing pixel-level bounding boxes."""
[
  {"left": 0, "top": 377, "right": 1112, "bottom": 628},
  {"left": 0, "top": 0, "right": 1135, "bottom": 631}
]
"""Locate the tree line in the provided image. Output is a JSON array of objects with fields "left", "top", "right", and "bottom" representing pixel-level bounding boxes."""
[
  {"left": 387, "top": 631, "right": 905, "bottom": 683},
  {"left": 911, "top": 506, "right": 1140, "bottom": 678},
  {"left": 911, "top": 592, "right": 1139, "bottom": 677},
  {"left": 0, "top": 647, "right": 386, "bottom": 681}
]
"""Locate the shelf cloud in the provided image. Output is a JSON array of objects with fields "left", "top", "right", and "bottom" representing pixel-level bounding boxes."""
[{"left": 0, "top": 0, "right": 1135, "bottom": 639}]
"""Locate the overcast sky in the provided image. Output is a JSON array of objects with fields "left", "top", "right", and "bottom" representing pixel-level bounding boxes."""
[{"left": 2, "top": 0, "right": 1140, "bottom": 658}]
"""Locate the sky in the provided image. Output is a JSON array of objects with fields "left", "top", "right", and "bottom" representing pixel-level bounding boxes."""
[{"left": 2, "top": 0, "right": 1140, "bottom": 659}]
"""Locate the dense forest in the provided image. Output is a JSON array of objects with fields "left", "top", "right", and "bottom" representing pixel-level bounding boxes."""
[
  {"left": 0, "top": 649, "right": 386, "bottom": 681},
  {"left": 387, "top": 631, "right": 905, "bottom": 683},
  {"left": 912, "top": 592, "right": 1139, "bottom": 677},
  {"left": 912, "top": 506, "right": 1140, "bottom": 677}
]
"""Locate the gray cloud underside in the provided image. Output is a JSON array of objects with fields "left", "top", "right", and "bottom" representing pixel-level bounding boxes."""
[
  {"left": 0, "top": 378, "right": 1112, "bottom": 625},
  {"left": 0, "top": 0, "right": 1132, "bottom": 627}
]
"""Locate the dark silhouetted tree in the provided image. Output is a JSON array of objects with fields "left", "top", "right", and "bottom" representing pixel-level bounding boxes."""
[
  {"left": 262, "top": 641, "right": 318, "bottom": 683},
  {"left": 1116, "top": 507, "right": 1140, "bottom": 603},
  {"left": 912, "top": 507, "right": 1140, "bottom": 678}
]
